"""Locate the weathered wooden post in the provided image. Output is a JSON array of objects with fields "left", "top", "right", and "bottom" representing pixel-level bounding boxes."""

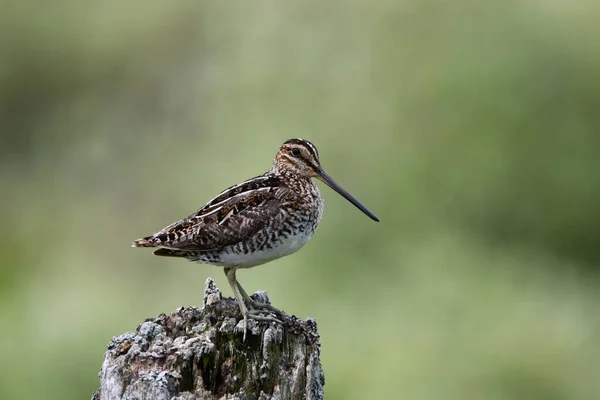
[{"left": 92, "top": 278, "right": 324, "bottom": 400}]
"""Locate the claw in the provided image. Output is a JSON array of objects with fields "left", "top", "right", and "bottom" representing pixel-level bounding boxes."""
[
  {"left": 246, "top": 310, "right": 283, "bottom": 323},
  {"left": 246, "top": 299, "right": 286, "bottom": 317},
  {"left": 238, "top": 310, "right": 282, "bottom": 341}
]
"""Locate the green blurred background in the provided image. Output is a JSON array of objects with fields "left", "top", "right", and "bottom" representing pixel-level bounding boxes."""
[{"left": 1, "top": 1, "right": 600, "bottom": 399}]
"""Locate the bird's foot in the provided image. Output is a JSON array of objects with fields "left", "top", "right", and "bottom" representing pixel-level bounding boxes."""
[
  {"left": 240, "top": 310, "right": 283, "bottom": 342},
  {"left": 246, "top": 309, "right": 284, "bottom": 323},
  {"left": 246, "top": 298, "right": 287, "bottom": 317}
]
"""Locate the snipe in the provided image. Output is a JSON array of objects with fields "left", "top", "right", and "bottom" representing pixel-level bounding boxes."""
[{"left": 133, "top": 138, "right": 378, "bottom": 337}]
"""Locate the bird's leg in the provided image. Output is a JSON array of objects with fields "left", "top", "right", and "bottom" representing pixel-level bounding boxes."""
[
  {"left": 224, "top": 267, "right": 280, "bottom": 341},
  {"left": 236, "top": 280, "right": 286, "bottom": 317},
  {"left": 229, "top": 270, "right": 283, "bottom": 320}
]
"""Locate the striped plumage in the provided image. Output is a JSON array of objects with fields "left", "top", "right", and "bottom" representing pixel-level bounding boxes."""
[
  {"left": 134, "top": 173, "right": 323, "bottom": 267},
  {"left": 133, "top": 138, "right": 378, "bottom": 338}
]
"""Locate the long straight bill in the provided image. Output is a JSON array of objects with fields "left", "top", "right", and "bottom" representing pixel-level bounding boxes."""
[{"left": 316, "top": 168, "right": 379, "bottom": 222}]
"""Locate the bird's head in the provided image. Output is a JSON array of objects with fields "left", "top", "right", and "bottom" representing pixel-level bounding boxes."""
[
  {"left": 273, "top": 138, "right": 379, "bottom": 222},
  {"left": 274, "top": 138, "right": 322, "bottom": 178}
]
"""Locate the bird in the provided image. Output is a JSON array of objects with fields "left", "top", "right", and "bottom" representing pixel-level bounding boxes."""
[{"left": 132, "top": 138, "right": 379, "bottom": 338}]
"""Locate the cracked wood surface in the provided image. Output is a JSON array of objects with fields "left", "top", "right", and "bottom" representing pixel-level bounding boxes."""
[{"left": 92, "top": 278, "right": 324, "bottom": 400}]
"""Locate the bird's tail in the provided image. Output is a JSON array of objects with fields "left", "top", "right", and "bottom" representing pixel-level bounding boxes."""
[
  {"left": 132, "top": 236, "right": 198, "bottom": 259},
  {"left": 131, "top": 236, "right": 155, "bottom": 248}
]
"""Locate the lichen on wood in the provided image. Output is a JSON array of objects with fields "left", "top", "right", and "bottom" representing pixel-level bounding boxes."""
[{"left": 92, "top": 278, "right": 324, "bottom": 400}]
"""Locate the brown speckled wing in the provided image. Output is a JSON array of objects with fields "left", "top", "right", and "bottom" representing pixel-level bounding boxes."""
[{"left": 133, "top": 174, "right": 290, "bottom": 252}]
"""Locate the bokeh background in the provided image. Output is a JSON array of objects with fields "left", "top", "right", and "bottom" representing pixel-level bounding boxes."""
[{"left": 2, "top": 1, "right": 600, "bottom": 399}]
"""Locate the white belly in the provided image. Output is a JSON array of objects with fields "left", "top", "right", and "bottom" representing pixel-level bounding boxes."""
[{"left": 217, "top": 230, "right": 313, "bottom": 268}]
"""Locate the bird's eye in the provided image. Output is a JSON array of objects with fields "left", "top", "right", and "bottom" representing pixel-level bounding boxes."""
[{"left": 291, "top": 148, "right": 301, "bottom": 156}]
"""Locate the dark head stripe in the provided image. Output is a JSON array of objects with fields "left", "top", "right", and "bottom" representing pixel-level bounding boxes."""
[{"left": 283, "top": 138, "right": 319, "bottom": 160}]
